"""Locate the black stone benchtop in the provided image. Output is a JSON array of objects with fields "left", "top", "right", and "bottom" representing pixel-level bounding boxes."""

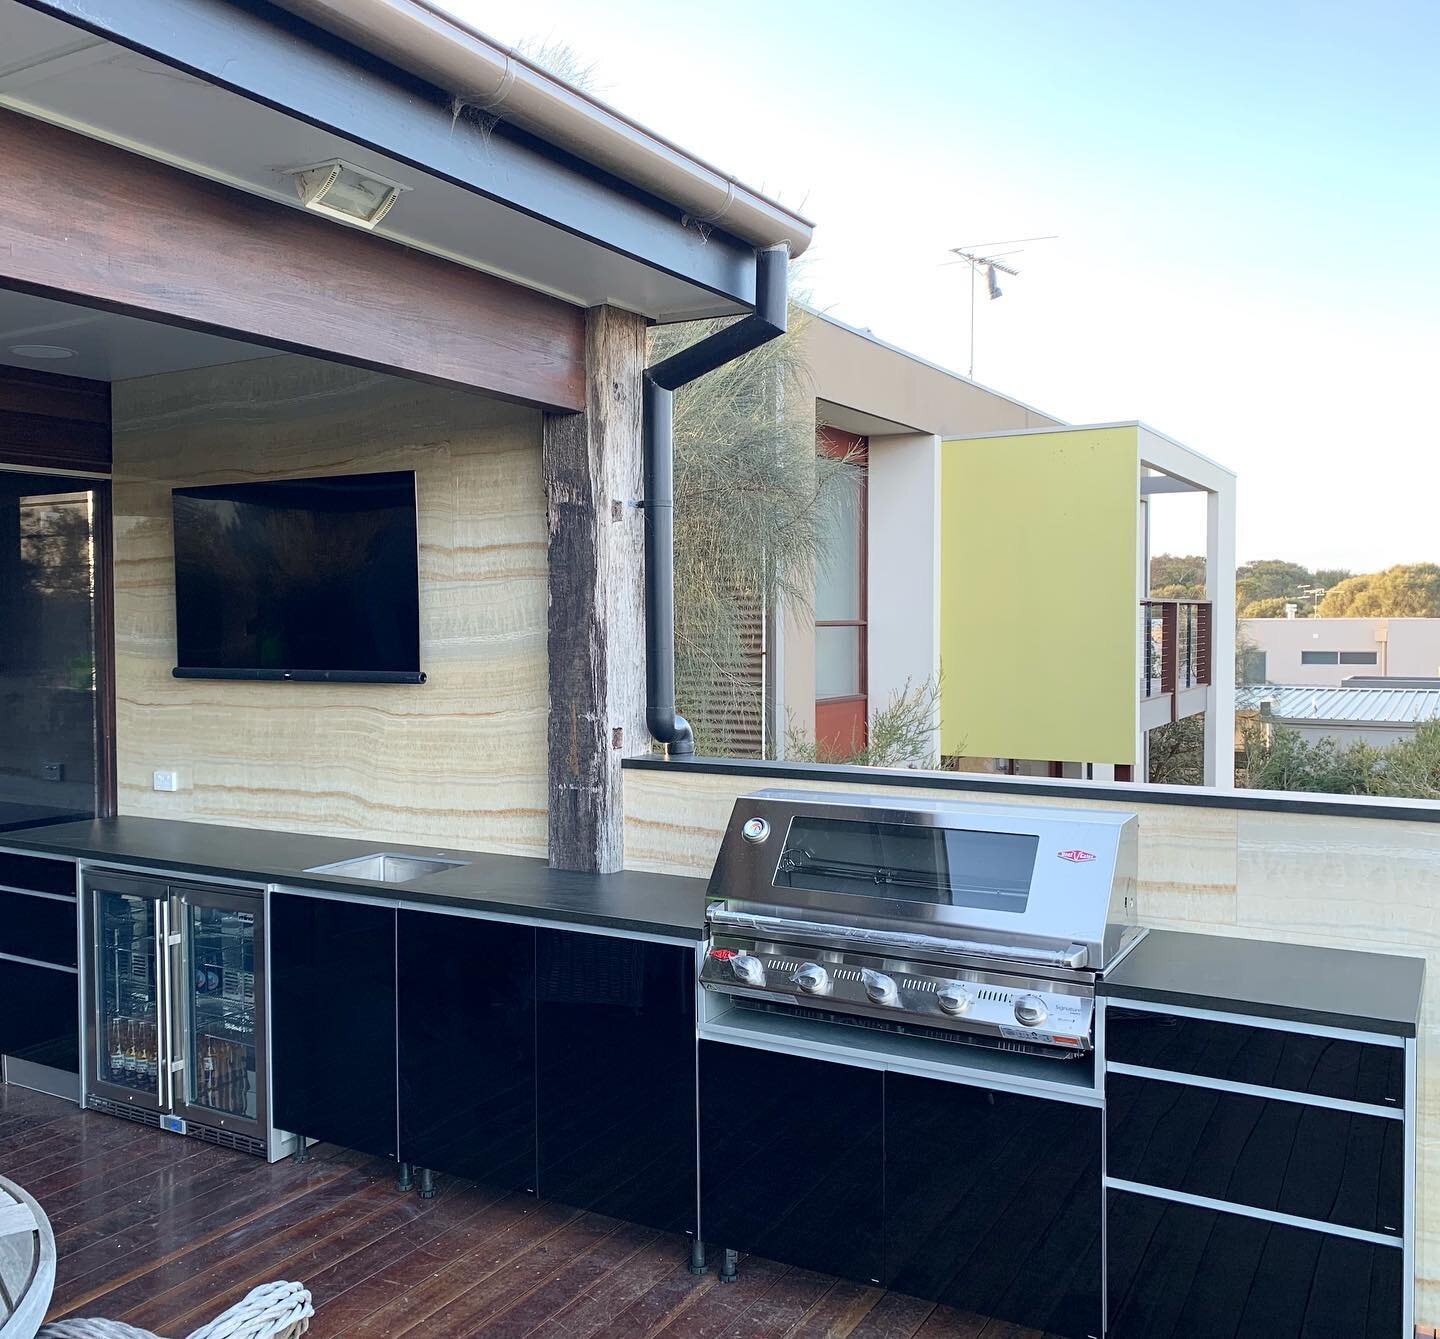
[
  {"left": 0, "top": 816, "right": 708, "bottom": 941},
  {"left": 1101, "top": 927, "right": 1425, "bottom": 1038}
]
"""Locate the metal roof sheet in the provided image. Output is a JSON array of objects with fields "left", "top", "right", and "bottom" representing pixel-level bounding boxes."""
[{"left": 1237, "top": 684, "right": 1440, "bottom": 725}]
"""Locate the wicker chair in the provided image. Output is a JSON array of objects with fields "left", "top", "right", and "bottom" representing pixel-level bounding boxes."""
[{"left": 37, "top": 1281, "right": 313, "bottom": 1339}]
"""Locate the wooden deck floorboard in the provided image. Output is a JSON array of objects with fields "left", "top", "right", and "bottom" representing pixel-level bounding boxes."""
[{"left": 2, "top": 1085, "right": 1061, "bottom": 1338}]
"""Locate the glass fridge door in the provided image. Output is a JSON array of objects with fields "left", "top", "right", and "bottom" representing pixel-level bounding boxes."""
[
  {"left": 173, "top": 886, "right": 265, "bottom": 1136},
  {"left": 86, "top": 873, "right": 167, "bottom": 1111}
]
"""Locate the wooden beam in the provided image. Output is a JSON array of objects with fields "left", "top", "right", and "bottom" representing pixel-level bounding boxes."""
[
  {"left": 544, "top": 307, "right": 647, "bottom": 873},
  {"left": 0, "top": 367, "right": 111, "bottom": 473},
  {"left": 0, "top": 109, "right": 585, "bottom": 411}
]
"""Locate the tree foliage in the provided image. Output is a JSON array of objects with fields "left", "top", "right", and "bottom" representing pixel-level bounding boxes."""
[
  {"left": 1316, "top": 563, "right": 1440, "bottom": 618},
  {"left": 1236, "top": 559, "right": 1318, "bottom": 608},
  {"left": 651, "top": 304, "right": 860, "bottom": 755},
  {"left": 1146, "top": 714, "right": 1206, "bottom": 786},
  {"left": 1234, "top": 558, "right": 1359, "bottom": 618},
  {"left": 1149, "top": 553, "right": 1206, "bottom": 599},
  {"left": 1239, "top": 595, "right": 1297, "bottom": 619},
  {"left": 786, "top": 678, "right": 943, "bottom": 770},
  {"left": 1239, "top": 719, "right": 1440, "bottom": 799}
]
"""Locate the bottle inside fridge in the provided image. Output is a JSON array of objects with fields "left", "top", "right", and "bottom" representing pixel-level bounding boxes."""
[
  {"left": 96, "top": 890, "right": 160, "bottom": 1097},
  {"left": 185, "top": 902, "right": 257, "bottom": 1120}
]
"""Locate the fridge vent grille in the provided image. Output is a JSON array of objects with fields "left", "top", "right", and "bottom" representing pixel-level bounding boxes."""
[
  {"left": 88, "top": 1095, "right": 160, "bottom": 1128},
  {"left": 86, "top": 1095, "right": 265, "bottom": 1156},
  {"left": 189, "top": 1120, "right": 266, "bottom": 1156}
]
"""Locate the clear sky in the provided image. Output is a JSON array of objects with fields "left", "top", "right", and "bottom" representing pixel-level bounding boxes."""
[{"left": 443, "top": 0, "right": 1440, "bottom": 571}]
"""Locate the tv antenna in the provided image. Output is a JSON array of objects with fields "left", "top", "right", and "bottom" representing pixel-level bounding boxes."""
[{"left": 946, "top": 235, "right": 1057, "bottom": 378}]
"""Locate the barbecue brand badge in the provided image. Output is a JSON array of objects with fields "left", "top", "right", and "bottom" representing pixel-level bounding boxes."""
[{"left": 1057, "top": 848, "right": 1096, "bottom": 863}]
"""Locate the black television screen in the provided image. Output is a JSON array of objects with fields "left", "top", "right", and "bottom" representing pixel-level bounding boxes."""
[{"left": 172, "top": 471, "right": 423, "bottom": 683}]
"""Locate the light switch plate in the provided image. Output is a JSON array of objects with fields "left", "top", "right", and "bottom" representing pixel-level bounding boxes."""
[{"left": 152, "top": 769, "right": 179, "bottom": 792}]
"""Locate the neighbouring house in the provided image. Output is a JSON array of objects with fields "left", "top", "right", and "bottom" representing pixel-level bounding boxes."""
[
  {"left": 764, "top": 312, "right": 1062, "bottom": 762},
  {"left": 0, "top": 5, "right": 1434, "bottom": 1338},
  {"left": 1238, "top": 680, "right": 1440, "bottom": 749},
  {"left": 1241, "top": 614, "right": 1440, "bottom": 685},
  {"left": 760, "top": 327, "right": 1237, "bottom": 786}
]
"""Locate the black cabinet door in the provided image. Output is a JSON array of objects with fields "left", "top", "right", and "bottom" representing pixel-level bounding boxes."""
[
  {"left": 699, "top": 1041, "right": 884, "bottom": 1285},
  {"left": 0, "top": 958, "right": 78, "bottom": 1072},
  {"left": 536, "top": 929, "right": 696, "bottom": 1234},
  {"left": 271, "top": 892, "right": 396, "bottom": 1158},
  {"left": 1107, "top": 1188, "right": 1403, "bottom": 1339},
  {"left": 885, "top": 1074, "right": 1102, "bottom": 1338},
  {"left": 398, "top": 910, "right": 535, "bottom": 1189}
]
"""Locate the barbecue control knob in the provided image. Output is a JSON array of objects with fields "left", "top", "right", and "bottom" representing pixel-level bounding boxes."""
[
  {"left": 730, "top": 953, "right": 766, "bottom": 987},
  {"left": 1013, "top": 994, "right": 1049, "bottom": 1027},
  {"left": 936, "top": 983, "right": 973, "bottom": 1016},
  {"left": 862, "top": 969, "right": 900, "bottom": 1006},
  {"left": 791, "top": 962, "right": 830, "bottom": 994}
]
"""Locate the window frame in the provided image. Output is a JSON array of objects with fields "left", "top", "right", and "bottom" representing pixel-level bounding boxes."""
[{"left": 814, "top": 430, "right": 868, "bottom": 706}]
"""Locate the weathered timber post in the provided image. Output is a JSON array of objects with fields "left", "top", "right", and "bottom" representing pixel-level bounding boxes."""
[{"left": 543, "top": 306, "right": 648, "bottom": 872}]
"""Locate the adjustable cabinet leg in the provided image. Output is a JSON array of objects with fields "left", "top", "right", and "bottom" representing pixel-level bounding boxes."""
[
  {"left": 719, "top": 1248, "right": 738, "bottom": 1283},
  {"left": 293, "top": 1137, "right": 310, "bottom": 1164},
  {"left": 396, "top": 1161, "right": 413, "bottom": 1191},
  {"left": 688, "top": 1239, "right": 708, "bottom": 1275},
  {"left": 418, "top": 1167, "right": 436, "bottom": 1199}
]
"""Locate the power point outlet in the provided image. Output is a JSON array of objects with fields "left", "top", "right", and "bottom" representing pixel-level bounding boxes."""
[{"left": 152, "top": 770, "right": 180, "bottom": 792}]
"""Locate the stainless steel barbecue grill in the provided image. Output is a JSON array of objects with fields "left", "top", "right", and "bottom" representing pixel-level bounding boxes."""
[{"left": 699, "top": 789, "right": 1140, "bottom": 1059}]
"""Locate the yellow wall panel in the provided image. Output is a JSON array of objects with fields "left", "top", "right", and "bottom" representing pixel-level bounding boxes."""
[{"left": 939, "top": 427, "right": 1138, "bottom": 764}]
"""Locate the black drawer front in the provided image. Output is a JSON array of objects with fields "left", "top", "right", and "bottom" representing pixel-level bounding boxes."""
[
  {"left": 0, "top": 889, "right": 78, "bottom": 968},
  {"left": 1106, "top": 1006, "right": 1403, "bottom": 1107},
  {"left": 1107, "top": 1073, "right": 1403, "bottom": 1236},
  {"left": 0, "top": 851, "right": 75, "bottom": 897},
  {"left": 0, "top": 958, "right": 79, "bottom": 1072},
  {"left": 1107, "top": 1189, "right": 1402, "bottom": 1339}
]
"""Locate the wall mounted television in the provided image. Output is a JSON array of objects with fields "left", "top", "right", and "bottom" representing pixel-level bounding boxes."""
[{"left": 171, "top": 470, "right": 424, "bottom": 684}]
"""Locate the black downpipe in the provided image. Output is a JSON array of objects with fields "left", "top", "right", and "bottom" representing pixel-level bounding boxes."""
[{"left": 643, "top": 244, "right": 789, "bottom": 754}]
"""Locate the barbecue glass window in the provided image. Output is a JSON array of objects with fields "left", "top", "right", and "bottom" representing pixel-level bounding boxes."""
[{"left": 773, "top": 817, "right": 1038, "bottom": 912}]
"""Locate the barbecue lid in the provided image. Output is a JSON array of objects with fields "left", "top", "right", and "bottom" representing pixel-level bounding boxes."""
[{"left": 707, "top": 789, "right": 1140, "bottom": 971}]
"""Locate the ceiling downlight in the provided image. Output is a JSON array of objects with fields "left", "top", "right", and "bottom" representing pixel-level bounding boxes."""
[{"left": 8, "top": 343, "right": 77, "bottom": 359}]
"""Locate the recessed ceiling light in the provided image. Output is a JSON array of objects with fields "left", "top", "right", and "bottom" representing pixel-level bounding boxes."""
[
  {"left": 8, "top": 344, "right": 77, "bottom": 359},
  {"left": 281, "top": 159, "right": 409, "bottom": 229}
]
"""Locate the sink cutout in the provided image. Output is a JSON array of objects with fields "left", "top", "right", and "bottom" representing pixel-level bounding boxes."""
[{"left": 304, "top": 852, "right": 468, "bottom": 883}]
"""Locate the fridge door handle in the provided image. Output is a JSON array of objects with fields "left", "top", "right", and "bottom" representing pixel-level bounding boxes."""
[
  {"left": 158, "top": 897, "right": 174, "bottom": 1111},
  {"left": 167, "top": 897, "right": 187, "bottom": 1112}
]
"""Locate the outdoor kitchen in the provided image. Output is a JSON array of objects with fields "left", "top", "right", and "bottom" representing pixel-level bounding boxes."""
[
  {"left": 0, "top": 1, "right": 1437, "bottom": 1337},
  {"left": 1, "top": 777, "right": 1429, "bottom": 1338}
]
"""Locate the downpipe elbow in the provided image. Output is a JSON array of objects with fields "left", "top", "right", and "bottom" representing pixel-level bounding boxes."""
[{"left": 646, "top": 707, "right": 695, "bottom": 756}]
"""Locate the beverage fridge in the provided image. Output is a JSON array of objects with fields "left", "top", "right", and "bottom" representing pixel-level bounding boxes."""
[{"left": 81, "top": 867, "right": 294, "bottom": 1159}]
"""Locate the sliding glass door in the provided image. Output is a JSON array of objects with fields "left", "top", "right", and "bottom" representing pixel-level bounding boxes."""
[{"left": 0, "top": 471, "right": 112, "bottom": 828}]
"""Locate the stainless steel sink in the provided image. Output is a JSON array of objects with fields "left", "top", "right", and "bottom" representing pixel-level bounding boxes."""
[{"left": 303, "top": 852, "right": 469, "bottom": 883}]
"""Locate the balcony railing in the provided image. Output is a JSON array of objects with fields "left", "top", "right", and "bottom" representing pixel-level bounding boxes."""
[{"left": 1142, "top": 600, "right": 1212, "bottom": 706}]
